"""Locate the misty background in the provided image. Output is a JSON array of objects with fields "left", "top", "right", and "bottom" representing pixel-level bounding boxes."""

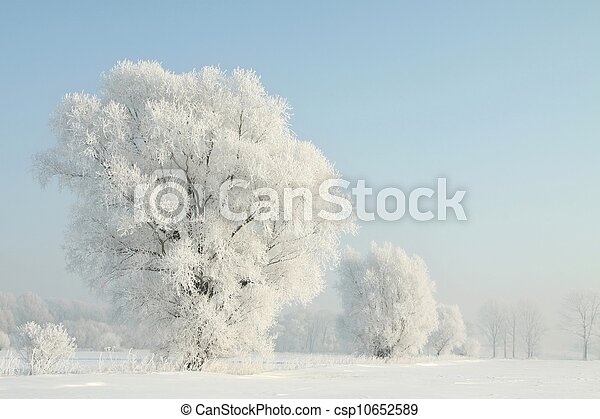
[{"left": 1, "top": 1, "right": 599, "bottom": 358}]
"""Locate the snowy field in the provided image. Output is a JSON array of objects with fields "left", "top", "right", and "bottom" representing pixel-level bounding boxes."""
[{"left": 1, "top": 351, "right": 599, "bottom": 398}]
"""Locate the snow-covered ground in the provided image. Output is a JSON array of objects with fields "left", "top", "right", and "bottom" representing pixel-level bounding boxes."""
[{"left": 1, "top": 351, "right": 599, "bottom": 398}]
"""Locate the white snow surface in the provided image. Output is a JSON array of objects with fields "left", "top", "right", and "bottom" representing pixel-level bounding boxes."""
[{"left": 1, "top": 352, "right": 599, "bottom": 398}]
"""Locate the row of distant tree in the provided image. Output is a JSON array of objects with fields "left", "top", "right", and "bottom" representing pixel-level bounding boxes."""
[
  {"left": 0, "top": 292, "right": 130, "bottom": 351},
  {"left": 478, "top": 291, "right": 600, "bottom": 360},
  {"left": 275, "top": 242, "right": 479, "bottom": 359},
  {"left": 276, "top": 303, "right": 480, "bottom": 359},
  {"left": 2, "top": 283, "right": 475, "bottom": 361},
  {"left": 4, "top": 287, "right": 597, "bottom": 362}
]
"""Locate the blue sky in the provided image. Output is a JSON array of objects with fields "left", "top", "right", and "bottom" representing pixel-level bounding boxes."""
[{"left": 1, "top": 1, "right": 599, "bottom": 327}]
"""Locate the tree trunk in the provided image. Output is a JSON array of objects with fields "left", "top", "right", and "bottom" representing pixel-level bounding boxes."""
[
  {"left": 375, "top": 346, "right": 393, "bottom": 359},
  {"left": 184, "top": 347, "right": 210, "bottom": 371},
  {"left": 511, "top": 324, "right": 515, "bottom": 358},
  {"left": 184, "top": 355, "right": 207, "bottom": 371}
]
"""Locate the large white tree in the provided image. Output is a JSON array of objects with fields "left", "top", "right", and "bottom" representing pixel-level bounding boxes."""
[
  {"left": 562, "top": 291, "right": 600, "bottom": 360},
  {"left": 428, "top": 303, "right": 467, "bottom": 356},
  {"left": 337, "top": 242, "right": 438, "bottom": 358},
  {"left": 35, "top": 61, "right": 353, "bottom": 369}
]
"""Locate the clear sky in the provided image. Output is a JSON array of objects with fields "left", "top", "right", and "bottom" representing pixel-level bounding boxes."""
[{"left": 1, "top": 1, "right": 599, "bottom": 353}]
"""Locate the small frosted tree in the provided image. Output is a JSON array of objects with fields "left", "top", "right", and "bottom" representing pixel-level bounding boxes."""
[
  {"left": 337, "top": 242, "right": 438, "bottom": 358},
  {"left": 507, "top": 304, "right": 518, "bottom": 358},
  {"left": 16, "top": 322, "right": 76, "bottom": 375},
  {"left": 478, "top": 300, "right": 504, "bottom": 358},
  {"left": 499, "top": 305, "right": 510, "bottom": 358},
  {"left": 519, "top": 300, "right": 544, "bottom": 358},
  {"left": 428, "top": 304, "right": 466, "bottom": 356},
  {"left": 34, "top": 61, "right": 353, "bottom": 369},
  {"left": 562, "top": 291, "right": 600, "bottom": 360}
]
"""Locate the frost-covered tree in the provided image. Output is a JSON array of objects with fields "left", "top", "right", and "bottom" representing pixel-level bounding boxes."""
[
  {"left": 34, "top": 61, "right": 353, "bottom": 369},
  {"left": 519, "top": 300, "right": 544, "bottom": 358},
  {"left": 16, "top": 322, "right": 76, "bottom": 375},
  {"left": 0, "top": 331, "right": 10, "bottom": 350},
  {"left": 499, "top": 305, "right": 510, "bottom": 359},
  {"left": 337, "top": 242, "right": 438, "bottom": 358},
  {"left": 428, "top": 304, "right": 466, "bottom": 356},
  {"left": 507, "top": 304, "right": 518, "bottom": 358},
  {"left": 478, "top": 300, "right": 504, "bottom": 358},
  {"left": 562, "top": 291, "right": 600, "bottom": 361}
]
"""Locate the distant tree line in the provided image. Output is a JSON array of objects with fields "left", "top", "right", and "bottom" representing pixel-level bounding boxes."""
[
  {"left": 478, "top": 290, "right": 600, "bottom": 360},
  {"left": 0, "top": 291, "right": 140, "bottom": 351}
]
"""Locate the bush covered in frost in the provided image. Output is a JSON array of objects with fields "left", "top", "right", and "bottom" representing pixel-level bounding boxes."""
[
  {"left": 455, "top": 337, "right": 481, "bottom": 358},
  {"left": 16, "top": 322, "right": 76, "bottom": 374}
]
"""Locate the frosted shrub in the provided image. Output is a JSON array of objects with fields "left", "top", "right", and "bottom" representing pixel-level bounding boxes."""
[
  {"left": 456, "top": 337, "right": 481, "bottom": 358},
  {"left": 16, "top": 322, "right": 76, "bottom": 375},
  {"left": 0, "top": 331, "right": 10, "bottom": 350},
  {"left": 428, "top": 304, "right": 467, "bottom": 356}
]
